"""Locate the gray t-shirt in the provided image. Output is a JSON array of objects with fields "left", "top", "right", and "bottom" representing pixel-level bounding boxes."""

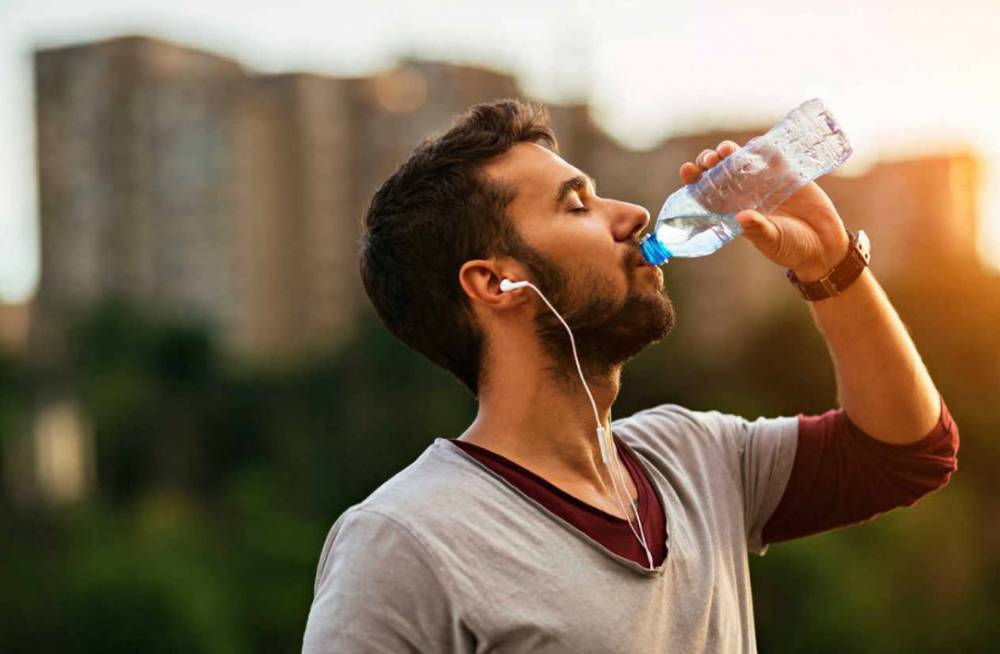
[{"left": 302, "top": 403, "right": 799, "bottom": 653}]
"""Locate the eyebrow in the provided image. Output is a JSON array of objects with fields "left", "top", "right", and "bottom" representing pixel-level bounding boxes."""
[{"left": 554, "top": 174, "right": 597, "bottom": 206}]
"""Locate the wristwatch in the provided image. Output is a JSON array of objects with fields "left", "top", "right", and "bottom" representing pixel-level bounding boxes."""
[{"left": 786, "top": 229, "right": 871, "bottom": 301}]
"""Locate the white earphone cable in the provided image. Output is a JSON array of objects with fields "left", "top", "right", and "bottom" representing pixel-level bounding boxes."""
[{"left": 512, "top": 280, "right": 654, "bottom": 569}]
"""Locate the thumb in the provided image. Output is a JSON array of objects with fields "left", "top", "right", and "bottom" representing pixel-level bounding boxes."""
[{"left": 735, "top": 210, "right": 780, "bottom": 249}]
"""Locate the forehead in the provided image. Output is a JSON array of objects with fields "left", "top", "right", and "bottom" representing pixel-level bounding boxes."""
[{"left": 481, "top": 142, "right": 582, "bottom": 211}]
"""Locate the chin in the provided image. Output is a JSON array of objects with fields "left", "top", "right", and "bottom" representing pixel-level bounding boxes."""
[
  {"left": 626, "top": 291, "right": 675, "bottom": 351},
  {"left": 590, "top": 289, "right": 675, "bottom": 367}
]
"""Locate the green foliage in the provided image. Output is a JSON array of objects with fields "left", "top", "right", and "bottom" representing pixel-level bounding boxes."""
[{"left": 0, "top": 301, "right": 476, "bottom": 653}]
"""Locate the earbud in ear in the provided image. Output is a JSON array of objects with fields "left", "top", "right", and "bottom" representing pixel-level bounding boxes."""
[{"left": 500, "top": 279, "right": 529, "bottom": 293}]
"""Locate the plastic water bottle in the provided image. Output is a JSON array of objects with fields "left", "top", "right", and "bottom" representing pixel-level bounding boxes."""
[{"left": 640, "top": 98, "right": 853, "bottom": 265}]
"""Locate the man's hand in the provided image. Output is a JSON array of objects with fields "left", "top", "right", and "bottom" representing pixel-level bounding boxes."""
[{"left": 680, "top": 140, "right": 851, "bottom": 282}]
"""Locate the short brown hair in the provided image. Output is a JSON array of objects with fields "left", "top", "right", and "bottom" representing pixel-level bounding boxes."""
[{"left": 360, "top": 99, "right": 556, "bottom": 396}]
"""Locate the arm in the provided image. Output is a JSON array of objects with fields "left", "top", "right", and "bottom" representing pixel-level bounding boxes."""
[
  {"left": 684, "top": 143, "right": 940, "bottom": 445},
  {"left": 805, "top": 267, "right": 940, "bottom": 444}
]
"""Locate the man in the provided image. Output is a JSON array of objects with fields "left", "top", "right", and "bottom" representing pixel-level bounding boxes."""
[{"left": 302, "top": 100, "right": 959, "bottom": 653}]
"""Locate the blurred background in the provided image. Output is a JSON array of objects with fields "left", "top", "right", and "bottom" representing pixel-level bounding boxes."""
[{"left": 1, "top": 1, "right": 998, "bottom": 652}]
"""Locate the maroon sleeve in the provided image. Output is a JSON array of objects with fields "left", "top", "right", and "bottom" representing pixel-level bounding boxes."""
[{"left": 762, "top": 395, "right": 959, "bottom": 545}]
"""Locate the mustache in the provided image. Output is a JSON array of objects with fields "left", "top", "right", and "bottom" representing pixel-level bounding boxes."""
[{"left": 624, "top": 243, "right": 646, "bottom": 270}]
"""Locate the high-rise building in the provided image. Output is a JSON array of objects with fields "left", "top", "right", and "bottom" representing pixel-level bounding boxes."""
[
  {"left": 228, "top": 73, "right": 360, "bottom": 360},
  {"left": 33, "top": 36, "right": 245, "bottom": 366}
]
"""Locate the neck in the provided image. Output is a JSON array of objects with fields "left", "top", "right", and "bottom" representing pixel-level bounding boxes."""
[{"left": 458, "top": 345, "right": 626, "bottom": 493}]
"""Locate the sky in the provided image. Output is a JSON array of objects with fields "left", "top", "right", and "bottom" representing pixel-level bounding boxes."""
[{"left": 2, "top": 0, "right": 999, "bottom": 302}]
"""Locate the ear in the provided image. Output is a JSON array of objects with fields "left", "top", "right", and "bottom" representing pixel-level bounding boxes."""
[{"left": 459, "top": 259, "right": 526, "bottom": 307}]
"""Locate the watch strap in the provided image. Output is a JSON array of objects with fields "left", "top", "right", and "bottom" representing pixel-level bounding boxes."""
[{"left": 786, "top": 229, "right": 870, "bottom": 301}]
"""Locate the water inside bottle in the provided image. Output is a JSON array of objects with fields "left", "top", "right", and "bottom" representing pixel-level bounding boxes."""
[
  {"left": 640, "top": 185, "right": 745, "bottom": 264},
  {"left": 652, "top": 214, "right": 743, "bottom": 258}
]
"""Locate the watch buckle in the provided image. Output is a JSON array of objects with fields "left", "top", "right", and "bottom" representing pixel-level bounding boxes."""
[{"left": 819, "top": 276, "right": 839, "bottom": 297}]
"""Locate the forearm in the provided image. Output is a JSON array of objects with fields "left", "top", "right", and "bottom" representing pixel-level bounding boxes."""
[{"left": 806, "top": 267, "right": 941, "bottom": 445}]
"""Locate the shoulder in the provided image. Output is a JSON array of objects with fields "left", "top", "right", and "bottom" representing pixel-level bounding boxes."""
[
  {"left": 613, "top": 403, "right": 737, "bottom": 450},
  {"left": 314, "top": 439, "right": 496, "bottom": 574},
  {"left": 335, "top": 440, "right": 481, "bottom": 532},
  {"left": 616, "top": 402, "right": 797, "bottom": 445},
  {"left": 613, "top": 403, "right": 798, "bottom": 482},
  {"left": 313, "top": 441, "right": 479, "bottom": 587}
]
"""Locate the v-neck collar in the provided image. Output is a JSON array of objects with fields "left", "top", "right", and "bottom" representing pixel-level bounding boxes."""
[{"left": 436, "top": 433, "right": 671, "bottom": 578}]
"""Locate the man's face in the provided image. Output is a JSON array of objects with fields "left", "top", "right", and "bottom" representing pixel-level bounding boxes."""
[{"left": 482, "top": 142, "right": 675, "bottom": 377}]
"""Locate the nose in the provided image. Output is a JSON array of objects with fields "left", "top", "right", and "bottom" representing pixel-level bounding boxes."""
[{"left": 612, "top": 200, "right": 651, "bottom": 243}]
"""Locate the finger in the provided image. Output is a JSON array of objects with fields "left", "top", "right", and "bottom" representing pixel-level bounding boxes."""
[
  {"left": 679, "top": 161, "right": 702, "bottom": 184},
  {"left": 696, "top": 149, "right": 714, "bottom": 169},
  {"left": 735, "top": 209, "right": 781, "bottom": 253},
  {"left": 716, "top": 140, "right": 739, "bottom": 157},
  {"left": 702, "top": 151, "right": 721, "bottom": 168}
]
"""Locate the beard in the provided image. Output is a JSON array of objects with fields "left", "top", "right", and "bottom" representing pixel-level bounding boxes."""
[{"left": 509, "top": 240, "right": 675, "bottom": 380}]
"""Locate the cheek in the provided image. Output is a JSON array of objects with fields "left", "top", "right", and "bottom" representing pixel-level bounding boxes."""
[
  {"left": 569, "top": 224, "right": 620, "bottom": 269},
  {"left": 531, "top": 219, "right": 623, "bottom": 293},
  {"left": 581, "top": 236, "right": 629, "bottom": 290},
  {"left": 572, "top": 257, "right": 629, "bottom": 304}
]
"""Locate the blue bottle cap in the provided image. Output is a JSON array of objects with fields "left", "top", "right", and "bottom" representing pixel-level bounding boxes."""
[{"left": 640, "top": 233, "right": 672, "bottom": 265}]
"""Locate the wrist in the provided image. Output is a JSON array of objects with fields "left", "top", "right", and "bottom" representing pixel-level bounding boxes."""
[
  {"left": 786, "top": 229, "right": 871, "bottom": 301},
  {"left": 791, "top": 234, "right": 851, "bottom": 283}
]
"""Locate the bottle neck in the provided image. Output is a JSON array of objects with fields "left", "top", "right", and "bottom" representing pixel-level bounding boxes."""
[{"left": 640, "top": 233, "right": 672, "bottom": 265}]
